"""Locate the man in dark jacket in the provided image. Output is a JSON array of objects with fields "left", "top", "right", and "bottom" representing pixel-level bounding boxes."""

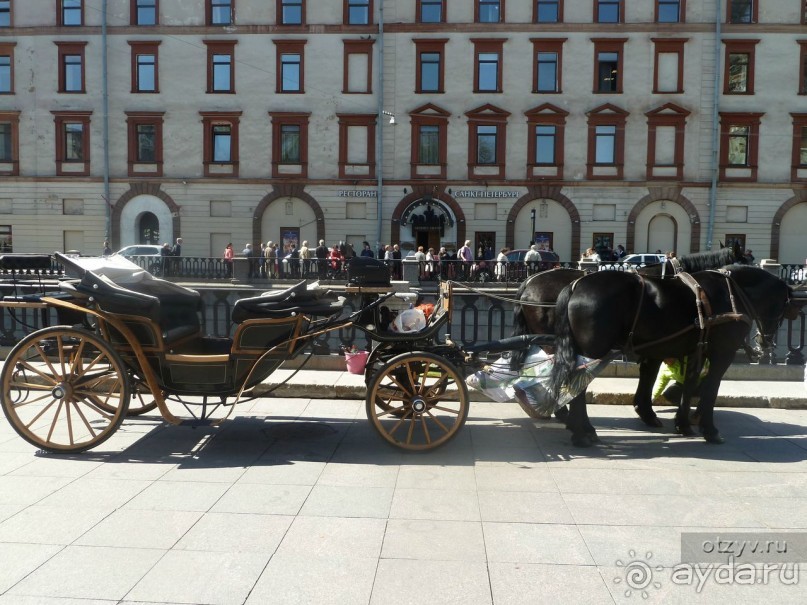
[{"left": 315, "top": 239, "right": 329, "bottom": 279}]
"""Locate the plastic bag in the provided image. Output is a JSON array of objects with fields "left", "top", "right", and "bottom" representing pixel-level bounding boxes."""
[
  {"left": 392, "top": 308, "right": 427, "bottom": 333},
  {"left": 465, "top": 346, "right": 611, "bottom": 416}
]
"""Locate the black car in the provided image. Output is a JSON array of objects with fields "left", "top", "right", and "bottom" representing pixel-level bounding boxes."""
[{"left": 504, "top": 249, "right": 560, "bottom": 279}]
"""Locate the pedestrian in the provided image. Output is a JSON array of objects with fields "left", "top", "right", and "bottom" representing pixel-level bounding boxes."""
[
  {"left": 160, "top": 242, "right": 171, "bottom": 276},
  {"left": 615, "top": 244, "right": 626, "bottom": 260},
  {"left": 496, "top": 247, "right": 509, "bottom": 281},
  {"left": 361, "top": 241, "right": 374, "bottom": 258},
  {"left": 524, "top": 244, "right": 541, "bottom": 276},
  {"left": 223, "top": 243, "right": 234, "bottom": 277},
  {"left": 315, "top": 239, "right": 329, "bottom": 279},
  {"left": 169, "top": 237, "right": 182, "bottom": 276},
  {"left": 392, "top": 243, "right": 402, "bottom": 280},
  {"left": 265, "top": 241, "right": 277, "bottom": 279},
  {"left": 744, "top": 249, "right": 755, "bottom": 263},
  {"left": 383, "top": 244, "right": 393, "bottom": 278},
  {"left": 243, "top": 243, "right": 254, "bottom": 278},
  {"left": 258, "top": 242, "right": 266, "bottom": 278},
  {"left": 102, "top": 241, "right": 112, "bottom": 256},
  {"left": 458, "top": 240, "right": 473, "bottom": 280},
  {"left": 299, "top": 240, "right": 311, "bottom": 277},
  {"left": 285, "top": 244, "right": 300, "bottom": 278},
  {"left": 414, "top": 246, "right": 426, "bottom": 279}
]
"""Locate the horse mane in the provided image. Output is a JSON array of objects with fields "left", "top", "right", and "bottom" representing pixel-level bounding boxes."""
[{"left": 675, "top": 247, "right": 739, "bottom": 273}]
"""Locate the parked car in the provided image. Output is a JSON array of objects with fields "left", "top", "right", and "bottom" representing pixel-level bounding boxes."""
[
  {"left": 622, "top": 253, "right": 667, "bottom": 267},
  {"left": 503, "top": 249, "right": 561, "bottom": 280},
  {"left": 113, "top": 244, "right": 165, "bottom": 274}
]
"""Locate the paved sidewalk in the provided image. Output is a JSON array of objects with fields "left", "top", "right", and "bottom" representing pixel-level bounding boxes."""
[
  {"left": 1, "top": 396, "right": 807, "bottom": 603},
  {"left": 259, "top": 368, "right": 807, "bottom": 409}
]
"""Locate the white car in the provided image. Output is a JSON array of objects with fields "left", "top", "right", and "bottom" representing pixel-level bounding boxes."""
[
  {"left": 113, "top": 244, "right": 163, "bottom": 258},
  {"left": 621, "top": 253, "right": 667, "bottom": 267}
]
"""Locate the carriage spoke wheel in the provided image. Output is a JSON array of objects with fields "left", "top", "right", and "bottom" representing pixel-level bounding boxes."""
[
  {"left": 366, "top": 352, "right": 469, "bottom": 451},
  {"left": 1, "top": 327, "right": 130, "bottom": 453}
]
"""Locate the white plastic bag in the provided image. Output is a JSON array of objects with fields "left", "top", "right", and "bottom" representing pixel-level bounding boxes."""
[{"left": 392, "top": 308, "right": 427, "bottom": 333}]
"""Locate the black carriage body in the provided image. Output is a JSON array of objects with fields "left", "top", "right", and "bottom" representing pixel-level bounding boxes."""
[{"left": 348, "top": 257, "right": 391, "bottom": 287}]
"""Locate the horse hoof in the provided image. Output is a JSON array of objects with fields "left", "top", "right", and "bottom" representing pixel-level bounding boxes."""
[
  {"left": 587, "top": 431, "right": 601, "bottom": 444},
  {"left": 703, "top": 432, "right": 725, "bottom": 445},
  {"left": 571, "top": 433, "right": 596, "bottom": 448},
  {"left": 554, "top": 406, "right": 569, "bottom": 422},
  {"left": 676, "top": 424, "right": 696, "bottom": 437}
]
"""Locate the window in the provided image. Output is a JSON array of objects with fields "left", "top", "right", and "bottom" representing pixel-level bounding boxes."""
[
  {"left": 532, "top": 39, "right": 565, "bottom": 93},
  {"left": 645, "top": 103, "right": 690, "bottom": 180},
  {"left": 205, "top": 41, "right": 236, "bottom": 93},
  {"left": 477, "top": 0, "right": 502, "bottom": 23},
  {"left": 208, "top": 0, "right": 233, "bottom": 25},
  {"left": 410, "top": 103, "right": 450, "bottom": 179},
  {"left": 132, "top": 0, "right": 157, "bottom": 25},
  {"left": 593, "top": 38, "right": 626, "bottom": 93},
  {"left": 274, "top": 40, "right": 306, "bottom": 93},
  {"left": 466, "top": 104, "right": 509, "bottom": 180},
  {"left": 798, "top": 40, "right": 807, "bottom": 94},
  {"left": 415, "top": 39, "right": 447, "bottom": 94},
  {"left": 473, "top": 39, "right": 505, "bottom": 93},
  {"left": 418, "top": 0, "right": 444, "bottom": 23},
  {"left": 525, "top": 103, "right": 568, "bottom": 179},
  {"left": 586, "top": 103, "right": 628, "bottom": 179},
  {"left": 201, "top": 111, "right": 241, "bottom": 176},
  {"left": 343, "top": 39, "right": 373, "bottom": 93},
  {"left": 419, "top": 125, "right": 439, "bottom": 164},
  {"left": 0, "top": 111, "right": 20, "bottom": 175},
  {"left": 0, "top": 43, "right": 14, "bottom": 94},
  {"left": 129, "top": 41, "right": 159, "bottom": 93},
  {"left": 728, "top": 0, "right": 755, "bottom": 24},
  {"left": 0, "top": 226, "right": 11, "bottom": 252},
  {"left": 657, "top": 0, "right": 683, "bottom": 22},
  {"left": 279, "top": 0, "right": 304, "bottom": 25},
  {"left": 270, "top": 112, "right": 310, "bottom": 178},
  {"left": 723, "top": 40, "right": 758, "bottom": 95},
  {"left": 60, "top": 0, "right": 83, "bottom": 26},
  {"left": 596, "top": 0, "right": 622, "bottom": 23},
  {"left": 791, "top": 113, "right": 807, "bottom": 181},
  {"left": 345, "top": 0, "right": 371, "bottom": 25},
  {"left": 0, "top": 1, "right": 11, "bottom": 27},
  {"left": 653, "top": 38, "right": 686, "bottom": 94},
  {"left": 126, "top": 112, "right": 163, "bottom": 176},
  {"left": 719, "top": 112, "right": 763, "bottom": 181},
  {"left": 52, "top": 111, "right": 92, "bottom": 176},
  {"left": 535, "top": 0, "right": 562, "bottom": 23},
  {"left": 56, "top": 42, "right": 87, "bottom": 94},
  {"left": 337, "top": 113, "right": 375, "bottom": 179}
]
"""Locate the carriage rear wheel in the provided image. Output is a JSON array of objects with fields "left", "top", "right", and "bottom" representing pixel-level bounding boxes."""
[
  {"left": 366, "top": 352, "right": 469, "bottom": 451},
  {"left": 0, "top": 327, "right": 130, "bottom": 453}
]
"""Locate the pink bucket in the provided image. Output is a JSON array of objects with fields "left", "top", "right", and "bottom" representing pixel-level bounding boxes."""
[{"left": 345, "top": 350, "right": 369, "bottom": 375}]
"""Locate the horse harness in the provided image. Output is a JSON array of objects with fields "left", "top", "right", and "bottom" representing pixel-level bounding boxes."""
[{"left": 626, "top": 269, "right": 753, "bottom": 359}]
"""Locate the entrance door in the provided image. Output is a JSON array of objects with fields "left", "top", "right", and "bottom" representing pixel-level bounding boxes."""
[
  {"left": 416, "top": 230, "right": 441, "bottom": 253},
  {"left": 138, "top": 212, "right": 160, "bottom": 244},
  {"left": 475, "top": 232, "right": 495, "bottom": 259}
]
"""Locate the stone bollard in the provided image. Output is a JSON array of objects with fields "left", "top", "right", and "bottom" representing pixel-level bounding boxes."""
[
  {"left": 578, "top": 259, "right": 599, "bottom": 273},
  {"left": 759, "top": 258, "right": 781, "bottom": 277},
  {"left": 402, "top": 258, "right": 419, "bottom": 283}
]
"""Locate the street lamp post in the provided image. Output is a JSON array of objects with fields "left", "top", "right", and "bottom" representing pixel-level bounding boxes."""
[{"left": 530, "top": 208, "right": 536, "bottom": 245}]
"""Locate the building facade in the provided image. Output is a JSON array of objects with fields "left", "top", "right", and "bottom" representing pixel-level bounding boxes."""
[{"left": 0, "top": 0, "right": 806, "bottom": 263}]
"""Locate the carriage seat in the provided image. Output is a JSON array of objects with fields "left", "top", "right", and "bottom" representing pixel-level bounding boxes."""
[
  {"left": 67, "top": 269, "right": 202, "bottom": 345},
  {"left": 231, "top": 284, "right": 344, "bottom": 324}
]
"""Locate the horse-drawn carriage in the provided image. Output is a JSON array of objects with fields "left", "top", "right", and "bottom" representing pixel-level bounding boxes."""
[{"left": 0, "top": 248, "right": 801, "bottom": 455}]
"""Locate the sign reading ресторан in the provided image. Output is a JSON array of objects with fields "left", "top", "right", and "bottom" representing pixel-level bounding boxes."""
[
  {"left": 337, "top": 190, "right": 378, "bottom": 197},
  {"left": 454, "top": 190, "right": 519, "bottom": 198}
]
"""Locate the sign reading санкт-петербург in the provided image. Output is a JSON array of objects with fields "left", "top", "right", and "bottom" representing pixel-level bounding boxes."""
[{"left": 453, "top": 190, "right": 519, "bottom": 198}]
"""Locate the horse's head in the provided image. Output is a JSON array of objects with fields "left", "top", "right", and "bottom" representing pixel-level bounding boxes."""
[{"left": 730, "top": 267, "right": 800, "bottom": 349}]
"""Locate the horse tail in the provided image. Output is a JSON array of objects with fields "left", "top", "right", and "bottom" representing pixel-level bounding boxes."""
[
  {"left": 549, "top": 283, "right": 578, "bottom": 398},
  {"left": 510, "top": 278, "right": 532, "bottom": 370}
]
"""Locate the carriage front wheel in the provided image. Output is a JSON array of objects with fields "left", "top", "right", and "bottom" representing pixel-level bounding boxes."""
[
  {"left": 366, "top": 352, "right": 469, "bottom": 451},
  {"left": 0, "top": 327, "right": 131, "bottom": 453}
]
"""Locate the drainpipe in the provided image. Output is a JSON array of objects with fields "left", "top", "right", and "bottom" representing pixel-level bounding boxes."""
[
  {"left": 375, "top": 2, "right": 384, "bottom": 255},
  {"left": 102, "top": 0, "right": 111, "bottom": 242},
  {"left": 706, "top": 0, "right": 722, "bottom": 251}
]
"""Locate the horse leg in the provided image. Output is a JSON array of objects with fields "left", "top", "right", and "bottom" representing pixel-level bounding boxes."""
[
  {"left": 634, "top": 359, "right": 663, "bottom": 427},
  {"left": 566, "top": 391, "right": 598, "bottom": 447},
  {"left": 674, "top": 355, "right": 705, "bottom": 437},
  {"left": 694, "top": 354, "right": 731, "bottom": 444}
]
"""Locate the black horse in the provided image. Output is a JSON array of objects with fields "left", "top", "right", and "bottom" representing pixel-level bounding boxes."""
[
  {"left": 547, "top": 266, "right": 798, "bottom": 446},
  {"left": 511, "top": 246, "right": 748, "bottom": 427}
]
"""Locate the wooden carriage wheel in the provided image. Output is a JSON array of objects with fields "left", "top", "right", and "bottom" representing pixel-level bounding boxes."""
[
  {"left": 0, "top": 327, "right": 130, "bottom": 453},
  {"left": 93, "top": 371, "right": 158, "bottom": 417},
  {"left": 366, "top": 352, "right": 469, "bottom": 451}
]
